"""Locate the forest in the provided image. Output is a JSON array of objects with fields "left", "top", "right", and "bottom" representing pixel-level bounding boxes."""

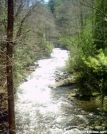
[{"left": 0, "top": 0, "right": 107, "bottom": 133}]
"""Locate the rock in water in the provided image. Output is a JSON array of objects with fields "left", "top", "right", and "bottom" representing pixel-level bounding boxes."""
[
  {"left": 49, "top": 77, "right": 76, "bottom": 88},
  {"left": 64, "top": 128, "right": 82, "bottom": 134}
]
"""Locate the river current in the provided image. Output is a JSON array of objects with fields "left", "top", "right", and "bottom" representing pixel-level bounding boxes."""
[{"left": 15, "top": 48, "right": 107, "bottom": 134}]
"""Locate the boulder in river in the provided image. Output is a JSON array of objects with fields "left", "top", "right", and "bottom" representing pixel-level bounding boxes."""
[{"left": 49, "top": 76, "right": 76, "bottom": 88}]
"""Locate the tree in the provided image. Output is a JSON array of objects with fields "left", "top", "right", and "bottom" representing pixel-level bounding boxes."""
[
  {"left": 64, "top": 0, "right": 107, "bottom": 96},
  {"left": 0, "top": 1, "right": 58, "bottom": 132},
  {"left": 93, "top": 0, "right": 107, "bottom": 50},
  {"left": 7, "top": 0, "right": 16, "bottom": 133},
  {"left": 48, "top": 0, "right": 56, "bottom": 13}
]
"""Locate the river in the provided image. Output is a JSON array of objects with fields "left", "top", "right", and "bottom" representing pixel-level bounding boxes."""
[{"left": 15, "top": 48, "right": 107, "bottom": 134}]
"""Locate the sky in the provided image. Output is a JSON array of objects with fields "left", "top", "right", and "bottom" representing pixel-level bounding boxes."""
[{"left": 44, "top": 0, "right": 49, "bottom": 3}]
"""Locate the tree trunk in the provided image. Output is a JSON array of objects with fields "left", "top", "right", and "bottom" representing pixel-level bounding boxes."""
[{"left": 7, "top": 0, "right": 16, "bottom": 133}]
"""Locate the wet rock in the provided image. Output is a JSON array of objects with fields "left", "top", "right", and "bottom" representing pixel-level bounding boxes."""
[
  {"left": 55, "top": 72, "right": 72, "bottom": 82},
  {"left": 64, "top": 128, "right": 82, "bottom": 134},
  {"left": 68, "top": 92, "right": 81, "bottom": 97},
  {"left": 34, "top": 62, "right": 39, "bottom": 66},
  {"left": 68, "top": 88, "right": 82, "bottom": 99},
  {"left": 89, "top": 113, "right": 94, "bottom": 116},
  {"left": 25, "top": 65, "right": 37, "bottom": 71},
  {"left": 94, "top": 126, "right": 105, "bottom": 131},
  {"left": 102, "top": 123, "right": 107, "bottom": 127},
  {"left": 67, "top": 97, "right": 74, "bottom": 101},
  {"left": 92, "top": 92, "right": 101, "bottom": 96},
  {"left": 81, "top": 110, "right": 88, "bottom": 115},
  {"left": 68, "top": 88, "right": 100, "bottom": 99},
  {"left": 22, "top": 78, "right": 28, "bottom": 82},
  {"left": 66, "top": 115, "right": 88, "bottom": 128},
  {"left": 79, "top": 124, "right": 86, "bottom": 129},
  {"left": 49, "top": 77, "right": 76, "bottom": 88},
  {"left": 65, "top": 126, "right": 77, "bottom": 131}
]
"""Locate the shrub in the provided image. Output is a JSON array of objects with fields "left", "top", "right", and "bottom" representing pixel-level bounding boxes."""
[{"left": 76, "top": 49, "right": 107, "bottom": 95}]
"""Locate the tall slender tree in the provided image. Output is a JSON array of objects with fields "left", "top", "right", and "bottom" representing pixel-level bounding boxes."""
[{"left": 7, "top": 0, "right": 16, "bottom": 133}]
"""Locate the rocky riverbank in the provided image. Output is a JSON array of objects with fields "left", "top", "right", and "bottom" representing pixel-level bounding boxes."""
[
  {"left": 49, "top": 71, "right": 107, "bottom": 132},
  {"left": 49, "top": 71, "right": 100, "bottom": 96},
  {"left": 49, "top": 70, "right": 107, "bottom": 113}
]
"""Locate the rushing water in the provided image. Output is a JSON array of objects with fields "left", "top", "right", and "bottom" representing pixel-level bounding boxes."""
[{"left": 15, "top": 48, "right": 107, "bottom": 134}]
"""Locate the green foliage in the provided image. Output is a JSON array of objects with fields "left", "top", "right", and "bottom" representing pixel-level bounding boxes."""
[
  {"left": 66, "top": 21, "right": 107, "bottom": 95},
  {"left": 48, "top": 0, "right": 107, "bottom": 96},
  {"left": 77, "top": 49, "right": 107, "bottom": 95},
  {"left": 36, "top": 26, "right": 54, "bottom": 57},
  {"left": 48, "top": 0, "right": 63, "bottom": 13},
  {"left": 59, "top": 34, "right": 72, "bottom": 48},
  {"left": 66, "top": 22, "right": 95, "bottom": 71},
  {"left": 43, "top": 41, "right": 54, "bottom": 56},
  {"left": 0, "top": 1, "right": 56, "bottom": 93},
  {"left": 93, "top": 0, "right": 107, "bottom": 50},
  {"left": 0, "top": 3, "right": 7, "bottom": 44}
]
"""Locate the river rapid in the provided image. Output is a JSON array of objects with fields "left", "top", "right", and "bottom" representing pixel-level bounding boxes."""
[{"left": 15, "top": 48, "right": 107, "bottom": 134}]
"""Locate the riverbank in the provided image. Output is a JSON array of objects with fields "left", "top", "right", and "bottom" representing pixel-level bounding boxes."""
[{"left": 50, "top": 71, "right": 107, "bottom": 112}]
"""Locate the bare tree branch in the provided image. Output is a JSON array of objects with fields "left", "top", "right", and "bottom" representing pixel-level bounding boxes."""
[
  {"left": 77, "top": 0, "right": 107, "bottom": 17},
  {"left": 16, "top": 0, "right": 43, "bottom": 37}
]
